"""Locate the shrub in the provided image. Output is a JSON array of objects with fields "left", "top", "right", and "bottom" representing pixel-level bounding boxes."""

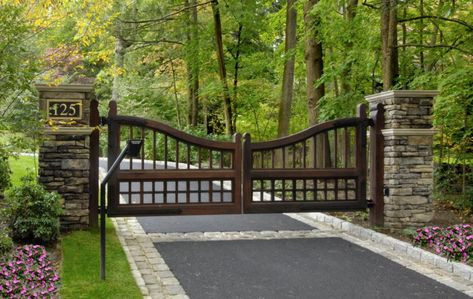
[
  {"left": 0, "top": 245, "right": 60, "bottom": 298},
  {"left": 414, "top": 224, "right": 473, "bottom": 263},
  {"left": 5, "top": 174, "right": 62, "bottom": 243},
  {"left": 0, "top": 230, "right": 13, "bottom": 257},
  {"left": 0, "top": 147, "right": 11, "bottom": 193}
]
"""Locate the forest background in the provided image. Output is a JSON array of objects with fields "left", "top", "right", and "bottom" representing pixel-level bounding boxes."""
[{"left": 0, "top": 0, "right": 472, "bottom": 207}]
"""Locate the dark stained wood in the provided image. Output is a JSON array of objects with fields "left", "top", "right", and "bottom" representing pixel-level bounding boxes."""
[
  {"left": 370, "top": 103, "right": 385, "bottom": 226},
  {"left": 251, "top": 169, "right": 359, "bottom": 179},
  {"left": 244, "top": 105, "right": 370, "bottom": 213},
  {"left": 242, "top": 133, "right": 252, "bottom": 212},
  {"left": 356, "top": 104, "right": 367, "bottom": 210},
  {"left": 107, "top": 111, "right": 242, "bottom": 216},
  {"left": 107, "top": 101, "right": 121, "bottom": 216},
  {"left": 109, "top": 115, "right": 237, "bottom": 150},
  {"left": 89, "top": 98, "right": 99, "bottom": 227},
  {"left": 107, "top": 106, "right": 372, "bottom": 217},
  {"left": 117, "top": 170, "right": 237, "bottom": 180},
  {"left": 233, "top": 133, "right": 243, "bottom": 213}
]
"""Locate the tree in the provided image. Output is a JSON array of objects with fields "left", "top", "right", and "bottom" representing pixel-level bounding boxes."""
[
  {"left": 185, "top": 0, "right": 199, "bottom": 127},
  {"left": 380, "top": 0, "right": 399, "bottom": 90},
  {"left": 211, "top": 0, "right": 234, "bottom": 135},
  {"left": 304, "top": 0, "right": 324, "bottom": 126},
  {"left": 277, "top": 0, "right": 298, "bottom": 137}
]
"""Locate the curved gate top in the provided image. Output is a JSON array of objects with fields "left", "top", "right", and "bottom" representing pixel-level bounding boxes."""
[
  {"left": 106, "top": 101, "right": 374, "bottom": 217},
  {"left": 107, "top": 101, "right": 242, "bottom": 217}
]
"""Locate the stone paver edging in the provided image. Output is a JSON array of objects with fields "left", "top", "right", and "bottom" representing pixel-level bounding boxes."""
[{"left": 112, "top": 218, "right": 188, "bottom": 299}]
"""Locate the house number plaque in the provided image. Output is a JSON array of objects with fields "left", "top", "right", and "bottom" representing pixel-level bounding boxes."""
[{"left": 47, "top": 99, "right": 82, "bottom": 119}]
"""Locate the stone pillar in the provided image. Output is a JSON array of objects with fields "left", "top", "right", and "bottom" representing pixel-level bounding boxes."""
[
  {"left": 37, "top": 84, "right": 98, "bottom": 230},
  {"left": 366, "top": 90, "right": 438, "bottom": 229}
]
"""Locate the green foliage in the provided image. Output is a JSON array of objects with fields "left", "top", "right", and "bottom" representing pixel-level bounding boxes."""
[
  {"left": 4, "top": 174, "right": 63, "bottom": 243},
  {"left": 0, "top": 146, "right": 11, "bottom": 193},
  {"left": 433, "top": 67, "right": 473, "bottom": 213},
  {"left": 0, "top": 231, "right": 13, "bottom": 257}
]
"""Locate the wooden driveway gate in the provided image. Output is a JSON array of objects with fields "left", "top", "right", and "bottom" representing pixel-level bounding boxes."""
[{"left": 107, "top": 102, "right": 382, "bottom": 220}]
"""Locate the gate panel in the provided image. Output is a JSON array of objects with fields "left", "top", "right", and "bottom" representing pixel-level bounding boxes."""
[
  {"left": 107, "top": 102, "right": 242, "bottom": 217},
  {"left": 243, "top": 105, "right": 369, "bottom": 213}
]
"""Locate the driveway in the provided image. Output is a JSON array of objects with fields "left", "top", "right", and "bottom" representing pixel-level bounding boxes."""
[{"left": 100, "top": 159, "right": 473, "bottom": 298}]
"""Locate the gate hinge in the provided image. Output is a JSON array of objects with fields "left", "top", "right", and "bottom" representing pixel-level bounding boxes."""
[
  {"left": 366, "top": 200, "right": 375, "bottom": 208},
  {"left": 99, "top": 116, "right": 108, "bottom": 126}
]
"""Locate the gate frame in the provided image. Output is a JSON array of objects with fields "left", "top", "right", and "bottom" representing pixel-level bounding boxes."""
[
  {"left": 242, "top": 104, "right": 373, "bottom": 214},
  {"left": 107, "top": 101, "right": 243, "bottom": 217}
]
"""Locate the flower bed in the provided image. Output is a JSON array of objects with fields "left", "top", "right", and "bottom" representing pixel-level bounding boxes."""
[
  {"left": 0, "top": 245, "right": 60, "bottom": 298},
  {"left": 414, "top": 224, "right": 473, "bottom": 263}
]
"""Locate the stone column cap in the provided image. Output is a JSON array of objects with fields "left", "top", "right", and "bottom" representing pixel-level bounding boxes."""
[
  {"left": 35, "top": 83, "right": 95, "bottom": 93},
  {"left": 365, "top": 90, "right": 438, "bottom": 103},
  {"left": 381, "top": 128, "right": 438, "bottom": 136}
]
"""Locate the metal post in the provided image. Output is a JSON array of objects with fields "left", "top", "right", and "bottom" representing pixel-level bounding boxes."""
[{"left": 100, "top": 140, "right": 143, "bottom": 280}]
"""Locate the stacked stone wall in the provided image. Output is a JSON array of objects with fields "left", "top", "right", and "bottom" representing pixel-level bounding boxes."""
[
  {"left": 367, "top": 91, "right": 437, "bottom": 229},
  {"left": 39, "top": 136, "right": 90, "bottom": 230}
]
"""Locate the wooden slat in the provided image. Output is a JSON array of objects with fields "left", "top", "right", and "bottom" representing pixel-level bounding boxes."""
[
  {"left": 118, "top": 170, "right": 237, "bottom": 180},
  {"left": 250, "top": 168, "right": 359, "bottom": 179}
]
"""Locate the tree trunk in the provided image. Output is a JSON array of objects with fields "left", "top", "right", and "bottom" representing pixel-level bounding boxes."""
[
  {"left": 304, "top": 0, "right": 324, "bottom": 126},
  {"left": 232, "top": 23, "right": 243, "bottom": 132},
  {"left": 111, "top": 36, "right": 127, "bottom": 102},
  {"left": 211, "top": 0, "right": 234, "bottom": 135},
  {"left": 170, "top": 59, "right": 182, "bottom": 129},
  {"left": 419, "top": 0, "right": 425, "bottom": 71},
  {"left": 381, "top": 0, "right": 399, "bottom": 90},
  {"left": 401, "top": 6, "right": 407, "bottom": 88},
  {"left": 277, "top": 0, "right": 297, "bottom": 137},
  {"left": 185, "top": 0, "right": 199, "bottom": 127},
  {"left": 340, "top": 0, "right": 358, "bottom": 95},
  {"left": 426, "top": 0, "right": 442, "bottom": 72}
]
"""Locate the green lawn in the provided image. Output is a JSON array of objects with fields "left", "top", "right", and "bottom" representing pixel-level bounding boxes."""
[
  {"left": 8, "top": 155, "right": 37, "bottom": 185},
  {"left": 60, "top": 219, "right": 142, "bottom": 299}
]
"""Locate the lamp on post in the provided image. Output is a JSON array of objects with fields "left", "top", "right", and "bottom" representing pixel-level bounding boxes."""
[{"left": 100, "top": 139, "right": 143, "bottom": 280}]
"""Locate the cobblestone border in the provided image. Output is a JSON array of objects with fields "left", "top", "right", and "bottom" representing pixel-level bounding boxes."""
[
  {"left": 287, "top": 212, "right": 473, "bottom": 296},
  {"left": 113, "top": 218, "right": 189, "bottom": 299}
]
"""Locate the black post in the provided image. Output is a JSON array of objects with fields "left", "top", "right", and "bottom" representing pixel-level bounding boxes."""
[{"left": 100, "top": 140, "right": 143, "bottom": 280}]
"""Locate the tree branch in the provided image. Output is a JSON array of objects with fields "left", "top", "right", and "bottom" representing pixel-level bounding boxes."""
[
  {"left": 362, "top": 0, "right": 379, "bottom": 9},
  {"left": 119, "top": 1, "right": 212, "bottom": 24},
  {"left": 124, "top": 38, "right": 184, "bottom": 45},
  {"left": 398, "top": 15, "right": 473, "bottom": 31},
  {"left": 397, "top": 43, "right": 472, "bottom": 55}
]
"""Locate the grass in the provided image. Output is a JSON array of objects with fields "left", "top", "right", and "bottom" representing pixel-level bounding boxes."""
[
  {"left": 8, "top": 155, "right": 37, "bottom": 185},
  {"left": 60, "top": 218, "right": 142, "bottom": 299}
]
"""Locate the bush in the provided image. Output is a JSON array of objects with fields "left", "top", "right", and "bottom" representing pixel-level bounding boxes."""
[
  {"left": 5, "top": 174, "right": 62, "bottom": 243},
  {"left": 0, "top": 231, "right": 13, "bottom": 257},
  {"left": 0, "top": 147, "right": 11, "bottom": 194},
  {"left": 0, "top": 245, "right": 60, "bottom": 298}
]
